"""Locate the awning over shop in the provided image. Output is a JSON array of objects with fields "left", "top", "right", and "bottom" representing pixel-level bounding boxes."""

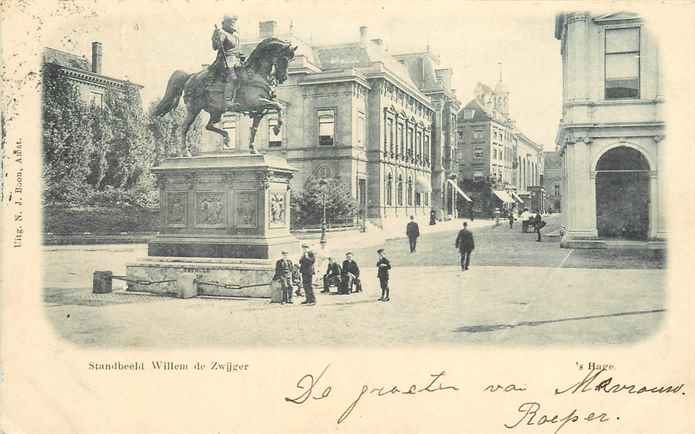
[
  {"left": 447, "top": 179, "right": 472, "bottom": 202},
  {"left": 493, "top": 190, "right": 514, "bottom": 204},
  {"left": 510, "top": 191, "right": 524, "bottom": 203},
  {"left": 415, "top": 175, "right": 431, "bottom": 192}
]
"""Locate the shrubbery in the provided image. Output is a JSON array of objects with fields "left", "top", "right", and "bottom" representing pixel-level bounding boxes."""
[{"left": 292, "top": 176, "right": 358, "bottom": 226}]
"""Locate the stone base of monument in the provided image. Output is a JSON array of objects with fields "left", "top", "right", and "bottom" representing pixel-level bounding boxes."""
[
  {"left": 126, "top": 257, "right": 276, "bottom": 298},
  {"left": 124, "top": 153, "right": 298, "bottom": 299}
]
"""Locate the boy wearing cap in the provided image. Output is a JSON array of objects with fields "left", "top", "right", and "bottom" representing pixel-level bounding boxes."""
[
  {"left": 322, "top": 257, "right": 342, "bottom": 293},
  {"left": 273, "top": 251, "right": 294, "bottom": 304},
  {"left": 376, "top": 248, "right": 391, "bottom": 302}
]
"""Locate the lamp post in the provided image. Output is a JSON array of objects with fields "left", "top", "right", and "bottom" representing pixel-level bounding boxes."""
[{"left": 319, "top": 178, "right": 328, "bottom": 247}]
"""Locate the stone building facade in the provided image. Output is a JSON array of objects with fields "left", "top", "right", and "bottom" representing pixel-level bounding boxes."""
[
  {"left": 543, "top": 149, "right": 562, "bottom": 212},
  {"left": 554, "top": 12, "right": 665, "bottom": 246},
  {"left": 199, "top": 22, "right": 465, "bottom": 228},
  {"left": 43, "top": 42, "right": 143, "bottom": 105},
  {"left": 456, "top": 81, "right": 543, "bottom": 216}
]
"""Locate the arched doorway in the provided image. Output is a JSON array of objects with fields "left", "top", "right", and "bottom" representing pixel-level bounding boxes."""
[{"left": 595, "top": 146, "right": 650, "bottom": 240}]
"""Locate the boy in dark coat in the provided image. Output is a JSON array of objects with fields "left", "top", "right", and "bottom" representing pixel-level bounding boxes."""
[
  {"left": 376, "top": 248, "right": 391, "bottom": 302},
  {"left": 298, "top": 244, "right": 316, "bottom": 305},
  {"left": 273, "top": 251, "right": 294, "bottom": 304},
  {"left": 322, "top": 257, "right": 342, "bottom": 293}
]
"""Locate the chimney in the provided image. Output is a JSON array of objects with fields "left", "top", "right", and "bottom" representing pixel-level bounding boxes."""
[
  {"left": 259, "top": 20, "right": 277, "bottom": 39},
  {"left": 435, "top": 68, "right": 452, "bottom": 90},
  {"left": 91, "top": 41, "right": 102, "bottom": 74},
  {"left": 359, "top": 26, "right": 368, "bottom": 44}
]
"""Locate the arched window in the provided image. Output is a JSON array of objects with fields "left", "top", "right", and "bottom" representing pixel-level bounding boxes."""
[
  {"left": 407, "top": 176, "right": 413, "bottom": 205},
  {"left": 386, "top": 173, "right": 393, "bottom": 206},
  {"left": 397, "top": 175, "right": 403, "bottom": 206}
]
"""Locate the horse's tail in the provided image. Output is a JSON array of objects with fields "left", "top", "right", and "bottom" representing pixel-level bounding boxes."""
[{"left": 152, "top": 70, "right": 191, "bottom": 117}]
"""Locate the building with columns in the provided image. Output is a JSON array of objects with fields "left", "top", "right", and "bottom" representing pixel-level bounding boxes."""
[
  {"left": 554, "top": 12, "right": 665, "bottom": 246},
  {"left": 199, "top": 21, "right": 465, "bottom": 228}
]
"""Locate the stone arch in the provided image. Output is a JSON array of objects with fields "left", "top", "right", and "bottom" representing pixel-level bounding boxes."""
[{"left": 591, "top": 141, "right": 654, "bottom": 172}]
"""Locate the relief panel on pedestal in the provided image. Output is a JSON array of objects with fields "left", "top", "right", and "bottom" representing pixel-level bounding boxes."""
[
  {"left": 235, "top": 190, "right": 258, "bottom": 229},
  {"left": 165, "top": 192, "right": 188, "bottom": 227},
  {"left": 269, "top": 188, "right": 288, "bottom": 227},
  {"left": 194, "top": 192, "right": 226, "bottom": 228}
]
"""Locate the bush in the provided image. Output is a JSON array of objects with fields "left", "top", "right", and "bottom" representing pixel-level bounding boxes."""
[{"left": 43, "top": 205, "right": 160, "bottom": 234}]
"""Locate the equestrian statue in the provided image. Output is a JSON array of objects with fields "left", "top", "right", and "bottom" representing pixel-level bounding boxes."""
[{"left": 154, "top": 15, "right": 297, "bottom": 156}]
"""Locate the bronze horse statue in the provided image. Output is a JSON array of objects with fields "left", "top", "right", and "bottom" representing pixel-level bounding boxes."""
[{"left": 154, "top": 38, "right": 297, "bottom": 156}]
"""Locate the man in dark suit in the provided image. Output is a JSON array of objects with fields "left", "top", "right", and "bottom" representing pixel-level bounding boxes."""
[
  {"left": 376, "top": 248, "right": 391, "bottom": 302},
  {"left": 341, "top": 252, "right": 362, "bottom": 293},
  {"left": 322, "top": 257, "right": 341, "bottom": 293},
  {"left": 454, "top": 221, "right": 475, "bottom": 271},
  {"left": 406, "top": 215, "right": 420, "bottom": 253},
  {"left": 534, "top": 210, "right": 545, "bottom": 242},
  {"left": 298, "top": 244, "right": 316, "bottom": 305},
  {"left": 273, "top": 251, "right": 294, "bottom": 304}
]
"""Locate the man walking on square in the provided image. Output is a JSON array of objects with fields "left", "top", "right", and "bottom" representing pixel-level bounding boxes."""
[
  {"left": 376, "top": 248, "right": 391, "bottom": 302},
  {"left": 299, "top": 244, "right": 316, "bottom": 305},
  {"left": 406, "top": 215, "right": 420, "bottom": 253},
  {"left": 455, "top": 221, "right": 475, "bottom": 271}
]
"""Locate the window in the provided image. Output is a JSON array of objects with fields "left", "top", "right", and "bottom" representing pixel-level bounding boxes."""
[
  {"left": 386, "top": 174, "right": 393, "bottom": 206},
  {"left": 605, "top": 27, "right": 640, "bottom": 99},
  {"left": 407, "top": 127, "right": 413, "bottom": 157},
  {"left": 318, "top": 110, "right": 335, "bottom": 146},
  {"left": 396, "top": 123, "right": 403, "bottom": 156},
  {"left": 386, "top": 117, "right": 394, "bottom": 153},
  {"left": 222, "top": 115, "right": 237, "bottom": 150},
  {"left": 554, "top": 184, "right": 560, "bottom": 197},
  {"left": 463, "top": 109, "right": 475, "bottom": 120},
  {"left": 415, "top": 192, "right": 421, "bottom": 206},
  {"left": 268, "top": 113, "right": 282, "bottom": 147},
  {"left": 473, "top": 130, "right": 483, "bottom": 140},
  {"left": 424, "top": 135, "right": 430, "bottom": 159},
  {"left": 407, "top": 176, "right": 413, "bottom": 205},
  {"left": 89, "top": 92, "right": 104, "bottom": 108},
  {"left": 357, "top": 112, "right": 366, "bottom": 147},
  {"left": 397, "top": 175, "right": 403, "bottom": 206},
  {"left": 416, "top": 131, "right": 422, "bottom": 159},
  {"left": 474, "top": 147, "right": 484, "bottom": 160}
]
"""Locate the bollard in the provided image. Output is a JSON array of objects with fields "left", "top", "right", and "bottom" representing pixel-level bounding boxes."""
[
  {"left": 93, "top": 271, "right": 113, "bottom": 294},
  {"left": 176, "top": 273, "right": 197, "bottom": 299}
]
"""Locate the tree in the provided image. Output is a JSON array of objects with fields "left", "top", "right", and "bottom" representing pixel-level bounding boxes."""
[
  {"left": 147, "top": 98, "right": 202, "bottom": 164},
  {"left": 292, "top": 176, "right": 358, "bottom": 226},
  {"left": 42, "top": 64, "right": 95, "bottom": 205}
]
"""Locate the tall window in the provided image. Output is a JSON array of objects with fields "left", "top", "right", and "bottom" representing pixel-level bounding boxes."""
[
  {"left": 268, "top": 113, "right": 282, "bottom": 147},
  {"left": 407, "top": 127, "right": 413, "bottom": 157},
  {"left": 605, "top": 27, "right": 640, "bottom": 99},
  {"left": 222, "top": 114, "right": 237, "bottom": 150},
  {"left": 424, "top": 135, "right": 430, "bottom": 160},
  {"left": 89, "top": 92, "right": 104, "bottom": 108},
  {"left": 416, "top": 131, "right": 422, "bottom": 159},
  {"left": 318, "top": 110, "right": 335, "bottom": 146},
  {"left": 386, "top": 117, "right": 394, "bottom": 153},
  {"left": 396, "top": 123, "right": 403, "bottom": 156},
  {"left": 357, "top": 112, "right": 366, "bottom": 147},
  {"left": 554, "top": 184, "right": 560, "bottom": 197},
  {"left": 407, "top": 176, "right": 413, "bottom": 205},
  {"left": 397, "top": 175, "right": 403, "bottom": 206},
  {"left": 386, "top": 174, "right": 393, "bottom": 206}
]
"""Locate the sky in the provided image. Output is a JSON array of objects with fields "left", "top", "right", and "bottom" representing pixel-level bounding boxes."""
[{"left": 44, "top": 1, "right": 563, "bottom": 150}]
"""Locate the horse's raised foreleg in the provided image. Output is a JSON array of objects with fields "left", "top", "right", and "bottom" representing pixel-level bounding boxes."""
[
  {"left": 205, "top": 111, "right": 230, "bottom": 149},
  {"left": 258, "top": 98, "right": 284, "bottom": 135}
]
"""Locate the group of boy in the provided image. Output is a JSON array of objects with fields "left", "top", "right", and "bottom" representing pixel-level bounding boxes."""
[{"left": 272, "top": 245, "right": 393, "bottom": 304}]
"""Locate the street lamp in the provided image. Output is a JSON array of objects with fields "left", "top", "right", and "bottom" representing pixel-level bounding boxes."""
[{"left": 319, "top": 178, "right": 328, "bottom": 247}]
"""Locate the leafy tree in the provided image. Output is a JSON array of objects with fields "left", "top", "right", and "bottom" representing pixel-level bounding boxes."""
[
  {"left": 292, "top": 175, "right": 358, "bottom": 226},
  {"left": 42, "top": 64, "right": 95, "bottom": 205}
]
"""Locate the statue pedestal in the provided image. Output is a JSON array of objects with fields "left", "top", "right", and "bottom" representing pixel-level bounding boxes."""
[{"left": 126, "top": 153, "right": 299, "bottom": 298}]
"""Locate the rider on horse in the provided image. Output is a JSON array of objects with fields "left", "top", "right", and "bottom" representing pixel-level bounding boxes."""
[{"left": 211, "top": 15, "right": 243, "bottom": 109}]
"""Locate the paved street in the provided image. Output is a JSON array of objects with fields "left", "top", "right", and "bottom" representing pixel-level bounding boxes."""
[{"left": 43, "top": 216, "right": 666, "bottom": 347}]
